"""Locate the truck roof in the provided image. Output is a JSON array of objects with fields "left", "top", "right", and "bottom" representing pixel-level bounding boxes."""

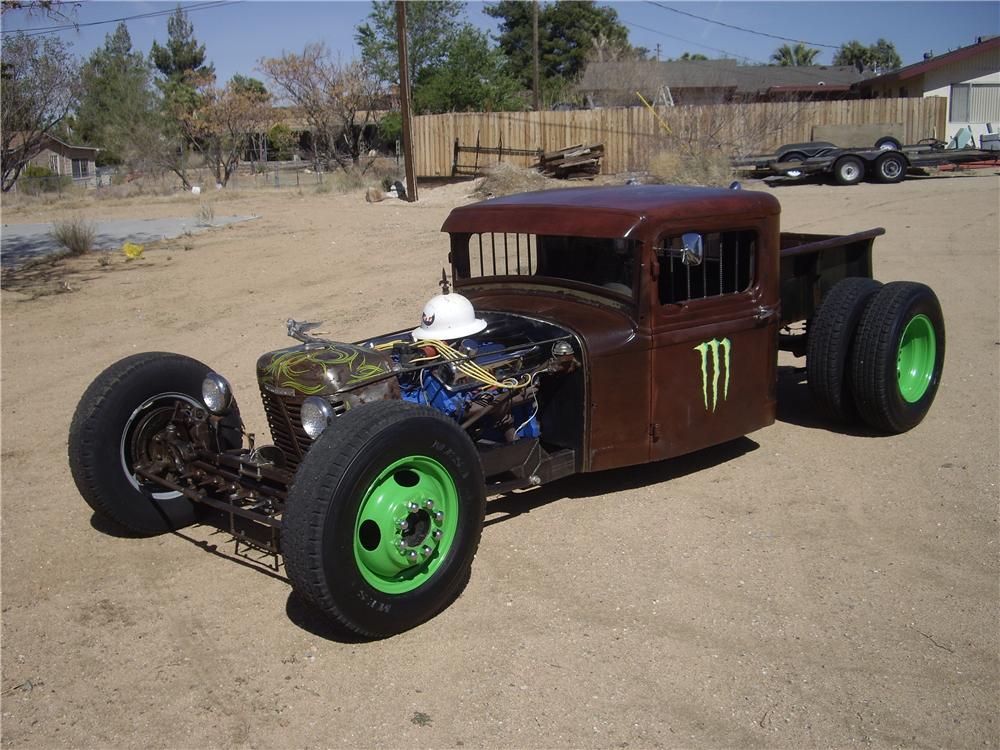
[{"left": 442, "top": 185, "right": 780, "bottom": 238}]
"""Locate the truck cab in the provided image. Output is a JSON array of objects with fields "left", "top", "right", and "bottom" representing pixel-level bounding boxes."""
[{"left": 445, "top": 185, "right": 782, "bottom": 470}]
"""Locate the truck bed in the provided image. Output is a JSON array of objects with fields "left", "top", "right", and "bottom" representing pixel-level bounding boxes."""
[{"left": 779, "top": 227, "right": 884, "bottom": 325}]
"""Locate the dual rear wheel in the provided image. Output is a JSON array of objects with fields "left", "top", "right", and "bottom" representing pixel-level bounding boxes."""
[{"left": 808, "top": 279, "right": 944, "bottom": 432}]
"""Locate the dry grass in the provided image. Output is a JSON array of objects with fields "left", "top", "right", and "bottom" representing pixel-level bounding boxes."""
[
  {"left": 196, "top": 202, "right": 215, "bottom": 225},
  {"left": 647, "top": 147, "right": 736, "bottom": 187},
  {"left": 50, "top": 217, "right": 97, "bottom": 255},
  {"left": 475, "top": 162, "right": 554, "bottom": 197}
]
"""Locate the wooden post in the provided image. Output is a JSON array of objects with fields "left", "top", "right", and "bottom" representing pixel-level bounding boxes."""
[
  {"left": 395, "top": 0, "right": 418, "bottom": 201},
  {"left": 532, "top": 0, "right": 540, "bottom": 111}
]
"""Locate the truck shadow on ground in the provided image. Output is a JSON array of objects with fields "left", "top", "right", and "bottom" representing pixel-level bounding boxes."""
[{"left": 775, "top": 365, "right": 876, "bottom": 437}]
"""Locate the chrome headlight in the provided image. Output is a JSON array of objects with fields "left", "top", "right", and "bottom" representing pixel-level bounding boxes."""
[
  {"left": 202, "top": 373, "right": 233, "bottom": 414},
  {"left": 301, "top": 396, "right": 335, "bottom": 439}
]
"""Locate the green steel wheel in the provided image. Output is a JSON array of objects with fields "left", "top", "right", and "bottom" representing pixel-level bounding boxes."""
[
  {"left": 353, "top": 455, "right": 460, "bottom": 594},
  {"left": 283, "top": 400, "right": 485, "bottom": 638},
  {"left": 849, "top": 282, "right": 945, "bottom": 433}
]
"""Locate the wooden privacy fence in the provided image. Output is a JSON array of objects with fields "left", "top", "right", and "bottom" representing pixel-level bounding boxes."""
[{"left": 411, "top": 97, "right": 948, "bottom": 177}]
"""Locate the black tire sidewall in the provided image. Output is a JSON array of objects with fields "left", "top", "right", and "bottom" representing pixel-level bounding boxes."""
[
  {"left": 834, "top": 156, "right": 864, "bottom": 185},
  {"left": 314, "top": 413, "right": 484, "bottom": 636},
  {"left": 876, "top": 289, "right": 945, "bottom": 431},
  {"left": 875, "top": 137, "right": 902, "bottom": 151},
  {"left": 807, "top": 277, "right": 882, "bottom": 420},
  {"left": 70, "top": 353, "right": 230, "bottom": 534},
  {"left": 876, "top": 153, "right": 906, "bottom": 183}
]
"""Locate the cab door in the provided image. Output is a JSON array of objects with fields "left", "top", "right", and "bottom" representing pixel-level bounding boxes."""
[{"left": 649, "top": 225, "right": 778, "bottom": 461}]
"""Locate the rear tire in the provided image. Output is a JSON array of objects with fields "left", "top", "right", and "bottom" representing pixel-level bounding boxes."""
[
  {"left": 283, "top": 400, "right": 486, "bottom": 638},
  {"left": 68, "top": 352, "right": 242, "bottom": 535},
  {"left": 874, "top": 152, "right": 907, "bottom": 183},
  {"left": 833, "top": 155, "right": 865, "bottom": 186},
  {"left": 807, "top": 277, "right": 883, "bottom": 421},
  {"left": 849, "top": 282, "right": 945, "bottom": 433}
]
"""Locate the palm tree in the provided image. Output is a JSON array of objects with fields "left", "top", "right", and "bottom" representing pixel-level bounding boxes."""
[{"left": 771, "top": 43, "right": 819, "bottom": 66}]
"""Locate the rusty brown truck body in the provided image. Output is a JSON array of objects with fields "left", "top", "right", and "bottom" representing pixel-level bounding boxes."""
[{"left": 69, "top": 185, "right": 945, "bottom": 637}]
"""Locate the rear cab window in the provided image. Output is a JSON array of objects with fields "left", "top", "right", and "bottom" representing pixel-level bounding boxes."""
[{"left": 455, "top": 232, "right": 640, "bottom": 300}]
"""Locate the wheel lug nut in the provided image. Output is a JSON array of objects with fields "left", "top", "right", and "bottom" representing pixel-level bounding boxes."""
[
  {"left": 432, "top": 530, "right": 442, "bottom": 540},
  {"left": 424, "top": 499, "right": 434, "bottom": 509},
  {"left": 433, "top": 511, "right": 444, "bottom": 522},
  {"left": 396, "top": 518, "right": 408, "bottom": 530},
  {"left": 407, "top": 550, "right": 418, "bottom": 561},
  {"left": 421, "top": 545, "right": 432, "bottom": 557},
  {"left": 407, "top": 501, "right": 419, "bottom": 511}
]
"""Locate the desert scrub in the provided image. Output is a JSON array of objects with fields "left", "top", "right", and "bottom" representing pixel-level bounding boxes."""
[
  {"left": 50, "top": 217, "right": 97, "bottom": 255},
  {"left": 648, "top": 146, "right": 735, "bottom": 187},
  {"left": 196, "top": 202, "right": 215, "bottom": 225}
]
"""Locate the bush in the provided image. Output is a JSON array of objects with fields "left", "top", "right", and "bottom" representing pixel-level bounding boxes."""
[
  {"left": 20, "top": 165, "right": 73, "bottom": 195},
  {"left": 50, "top": 217, "right": 97, "bottom": 255},
  {"left": 196, "top": 202, "right": 215, "bottom": 225},
  {"left": 648, "top": 146, "right": 735, "bottom": 187}
]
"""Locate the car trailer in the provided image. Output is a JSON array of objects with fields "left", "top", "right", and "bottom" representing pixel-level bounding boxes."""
[{"left": 734, "top": 139, "right": 1000, "bottom": 185}]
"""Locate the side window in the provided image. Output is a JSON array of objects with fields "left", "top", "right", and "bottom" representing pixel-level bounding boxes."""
[{"left": 657, "top": 230, "right": 755, "bottom": 304}]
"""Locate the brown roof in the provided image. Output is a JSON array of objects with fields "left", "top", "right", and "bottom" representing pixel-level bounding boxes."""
[
  {"left": 441, "top": 185, "right": 780, "bottom": 238},
  {"left": 579, "top": 60, "right": 869, "bottom": 97},
  {"left": 858, "top": 35, "right": 1000, "bottom": 87}
]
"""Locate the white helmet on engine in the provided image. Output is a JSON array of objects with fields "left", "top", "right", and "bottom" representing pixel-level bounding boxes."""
[{"left": 412, "top": 292, "right": 487, "bottom": 341}]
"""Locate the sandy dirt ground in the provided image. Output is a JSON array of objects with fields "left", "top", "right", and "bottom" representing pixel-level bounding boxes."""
[{"left": 1, "top": 172, "right": 997, "bottom": 748}]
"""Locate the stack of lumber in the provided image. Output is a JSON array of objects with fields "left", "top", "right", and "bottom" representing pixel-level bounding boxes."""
[{"left": 537, "top": 143, "right": 604, "bottom": 179}]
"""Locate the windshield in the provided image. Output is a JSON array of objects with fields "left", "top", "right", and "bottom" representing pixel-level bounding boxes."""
[{"left": 454, "top": 232, "right": 638, "bottom": 298}]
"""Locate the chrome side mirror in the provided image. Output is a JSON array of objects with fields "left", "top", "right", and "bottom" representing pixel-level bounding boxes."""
[{"left": 681, "top": 233, "right": 703, "bottom": 266}]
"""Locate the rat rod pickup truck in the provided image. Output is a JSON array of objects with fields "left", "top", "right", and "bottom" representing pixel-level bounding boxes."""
[{"left": 69, "top": 185, "right": 945, "bottom": 637}]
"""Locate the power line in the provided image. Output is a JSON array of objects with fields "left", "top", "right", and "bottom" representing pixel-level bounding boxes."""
[
  {"left": 644, "top": 1, "right": 840, "bottom": 50},
  {"left": 622, "top": 19, "right": 758, "bottom": 63},
  {"left": 619, "top": 18, "right": 858, "bottom": 86},
  {"left": 3, "top": 1, "right": 243, "bottom": 37}
]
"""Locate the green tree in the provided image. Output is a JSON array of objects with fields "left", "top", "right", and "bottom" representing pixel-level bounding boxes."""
[
  {"left": 833, "top": 38, "right": 901, "bottom": 72},
  {"left": 73, "top": 23, "right": 156, "bottom": 165},
  {"left": 770, "top": 43, "right": 819, "bottom": 66},
  {"left": 1, "top": 32, "right": 78, "bottom": 191},
  {"left": 355, "top": 0, "right": 464, "bottom": 84},
  {"left": 151, "top": 5, "right": 215, "bottom": 91},
  {"left": 486, "top": 0, "right": 634, "bottom": 90},
  {"left": 679, "top": 52, "right": 709, "bottom": 61},
  {"left": 413, "top": 26, "right": 524, "bottom": 113},
  {"left": 149, "top": 5, "right": 215, "bottom": 187}
]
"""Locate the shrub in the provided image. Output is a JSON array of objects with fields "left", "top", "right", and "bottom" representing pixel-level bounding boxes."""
[
  {"left": 20, "top": 165, "right": 73, "bottom": 195},
  {"left": 50, "top": 217, "right": 97, "bottom": 255},
  {"left": 196, "top": 202, "right": 215, "bottom": 225},
  {"left": 648, "top": 146, "right": 735, "bottom": 187}
]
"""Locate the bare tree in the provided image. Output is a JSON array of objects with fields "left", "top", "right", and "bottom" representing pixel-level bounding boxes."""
[
  {"left": 1, "top": 33, "right": 79, "bottom": 192},
  {"left": 178, "top": 81, "right": 273, "bottom": 187},
  {"left": 260, "top": 43, "right": 383, "bottom": 169}
]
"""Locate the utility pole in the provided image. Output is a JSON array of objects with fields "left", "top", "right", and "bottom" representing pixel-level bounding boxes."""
[
  {"left": 532, "top": 0, "right": 540, "bottom": 111},
  {"left": 395, "top": 0, "right": 418, "bottom": 202},
  {"left": 655, "top": 43, "right": 661, "bottom": 61}
]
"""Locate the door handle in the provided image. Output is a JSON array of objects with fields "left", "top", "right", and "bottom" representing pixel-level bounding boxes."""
[{"left": 754, "top": 305, "right": 776, "bottom": 321}]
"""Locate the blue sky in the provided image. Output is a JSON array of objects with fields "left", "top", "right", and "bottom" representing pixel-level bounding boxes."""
[{"left": 3, "top": 1, "right": 998, "bottom": 84}]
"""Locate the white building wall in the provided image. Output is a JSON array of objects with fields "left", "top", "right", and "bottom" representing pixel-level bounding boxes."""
[{"left": 921, "top": 47, "right": 1000, "bottom": 140}]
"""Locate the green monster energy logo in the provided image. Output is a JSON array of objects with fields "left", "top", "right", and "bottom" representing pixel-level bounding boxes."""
[{"left": 694, "top": 338, "right": 731, "bottom": 412}]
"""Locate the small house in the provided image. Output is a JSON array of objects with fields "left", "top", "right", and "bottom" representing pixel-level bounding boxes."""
[
  {"left": 856, "top": 36, "right": 1000, "bottom": 141},
  {"left": 23, "top": 134, "right": 100, "bottom": 188}
]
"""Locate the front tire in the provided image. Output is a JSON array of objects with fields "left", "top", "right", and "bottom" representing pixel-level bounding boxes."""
[
  {"left": 283, "top": 400, "right": 486, "bottom": 638},
  {"left": 849, "top": 282, "right": 945, "bottom": 433},
  {"left": 68, "top": 352, "right": 242, "bottom": 535}
]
